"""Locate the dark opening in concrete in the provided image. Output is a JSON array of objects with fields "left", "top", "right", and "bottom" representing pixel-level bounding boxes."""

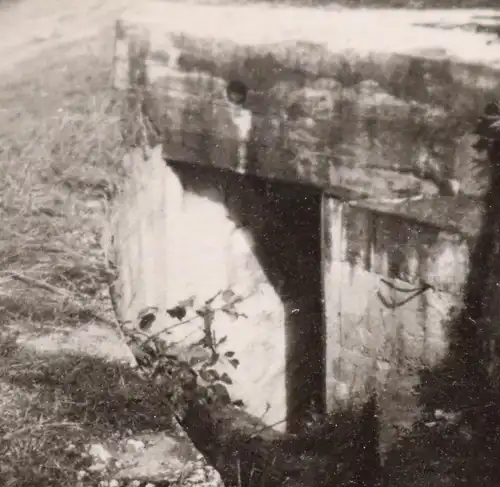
[
  {"left": 262, "top": 178, "right": 325, "bottom": 434},
  {"left": 225, "top": 173, "right": 325, "bottom": 433},
  {"left": 168, "top": 161, "right": 325, "bottom": 433}
]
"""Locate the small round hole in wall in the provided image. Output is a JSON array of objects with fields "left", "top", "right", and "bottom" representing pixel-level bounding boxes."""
[{"left": 226, "top": 79, "right": 248, "bottom": 106}]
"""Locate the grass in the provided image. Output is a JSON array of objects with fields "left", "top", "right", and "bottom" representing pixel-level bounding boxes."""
[
  {"left": 0, "top": 37, "right": 121, "bottom": 332},
  {"left": 0, "top": 33, "right": 180, "bottom": 487},
  {"left": 0, "top": 338, "right": 177, "bottom": 486}
]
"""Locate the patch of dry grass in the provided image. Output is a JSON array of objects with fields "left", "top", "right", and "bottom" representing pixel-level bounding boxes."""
[
  {"left": 0, "top": 35, "right": 123, "bottom": 333},
  {"left": 0, "top": 35, "right": 158, "bottom": 486}
]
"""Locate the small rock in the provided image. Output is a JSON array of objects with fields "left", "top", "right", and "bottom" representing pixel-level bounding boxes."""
[
  {"left": 182, "top": 460, "right": 224, "bottom": 487},
  {"left": 186, "top": 471, "right": 206, "bottom": 483},
  {"left": 113, "top": 429, "right": 224, "bottom": 486},
  {"left": 88, "top": 462, "right": 109, "bottom": 473},
  {"left": 145, "top": 483, "right": 156, "bottom": 487},
  {"left": 109, "top": 480, "right": 120, "bottom": 487},
  {"left": 98, "top": 481, "right": 109, "bottom": 487},
  {"left": 311, "top": 77, "right": 342, "bottom": 91},
  {"left": 125, "top": 439, "right": 146, "bottom": 453},
  {"left": 434, "top": 409, "right": 461, "bottom": 423},
  {"left": 76, "top": 470, "right": 87, "bottom": 480},
  {"left": 304, "top": 117, "right": 314, "bottom": 128},
  {"left": 88, "top": 443, "right": 113, "bottom": 464},
  {"left": 65, "top": 443, "right": 77, "bottom": 453}
]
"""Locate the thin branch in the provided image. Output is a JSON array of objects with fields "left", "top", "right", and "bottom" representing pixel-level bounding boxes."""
[
  {"left": 251, "top": 417, "right": 287, "bottom": 437},
  {"left": 8, "top": 272, "right": 71, "bottom": 297},
  {"left": 139, "top": 292, "right": 253, "bottom": 349},
  {"left": 5, "top": 271, "right": 119, "bottom": 331}
]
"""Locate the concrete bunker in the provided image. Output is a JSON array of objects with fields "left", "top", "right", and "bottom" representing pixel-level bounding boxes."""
[{"left": 110, "top": 1, "right": 500, "bottom": 434}]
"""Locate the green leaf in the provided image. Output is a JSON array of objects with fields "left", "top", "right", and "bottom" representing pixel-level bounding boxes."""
[
  {"left": 232, "top": 399, "right": 245, "bottom": 407},
  {"left": 138, "top": 313, "right": 156, "bottom": 331},
  {"left": 229, "top": 358, "right": 240, "bottom": 369},
  {"left": 137, "top": 306, "right": 159, "bottom": 319},
  {"left": 166, "top": 305, "right": 186, "bottom": 321},
  {"left": 224, "top": 351, "right": 235, "bottom": 358},
  {"left": 219, "top": 373, "right": 233, "bottom": 385}
]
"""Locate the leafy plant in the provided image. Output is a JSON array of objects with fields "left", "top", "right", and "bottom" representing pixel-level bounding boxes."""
[{"left": 121, "top": 290, "right": 246, "bottom": 419}]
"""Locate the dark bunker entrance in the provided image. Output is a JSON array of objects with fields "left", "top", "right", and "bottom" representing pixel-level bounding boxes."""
[
  {"left": 168, "top": 162, "right": 326, "bottom": 434},
  {"left": 233, "top": 173, "right": 326, "bottom": 434}
]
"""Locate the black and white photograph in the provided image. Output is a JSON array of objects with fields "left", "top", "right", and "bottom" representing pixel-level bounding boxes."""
[{"left": 0, "top": 0, "right": 500, "bottom": 485}]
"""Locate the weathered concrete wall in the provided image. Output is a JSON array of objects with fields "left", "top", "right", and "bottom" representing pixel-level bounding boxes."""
[
  {"left": 113, "top": 2, "right": 499, "bottom": 234},
  {"left": 108, "top": 144, "right": 473, "bottom": 428},
  {"left": 323, "top": 197, "right": 470, "bottom": 406},
  {"left": 110, "top": 146, "right": 289, "bottom": 429}
]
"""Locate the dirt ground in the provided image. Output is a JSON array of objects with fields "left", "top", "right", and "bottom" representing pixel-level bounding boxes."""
[{"left": 0, "top": 0, "right": 130, "bottom": 75}]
